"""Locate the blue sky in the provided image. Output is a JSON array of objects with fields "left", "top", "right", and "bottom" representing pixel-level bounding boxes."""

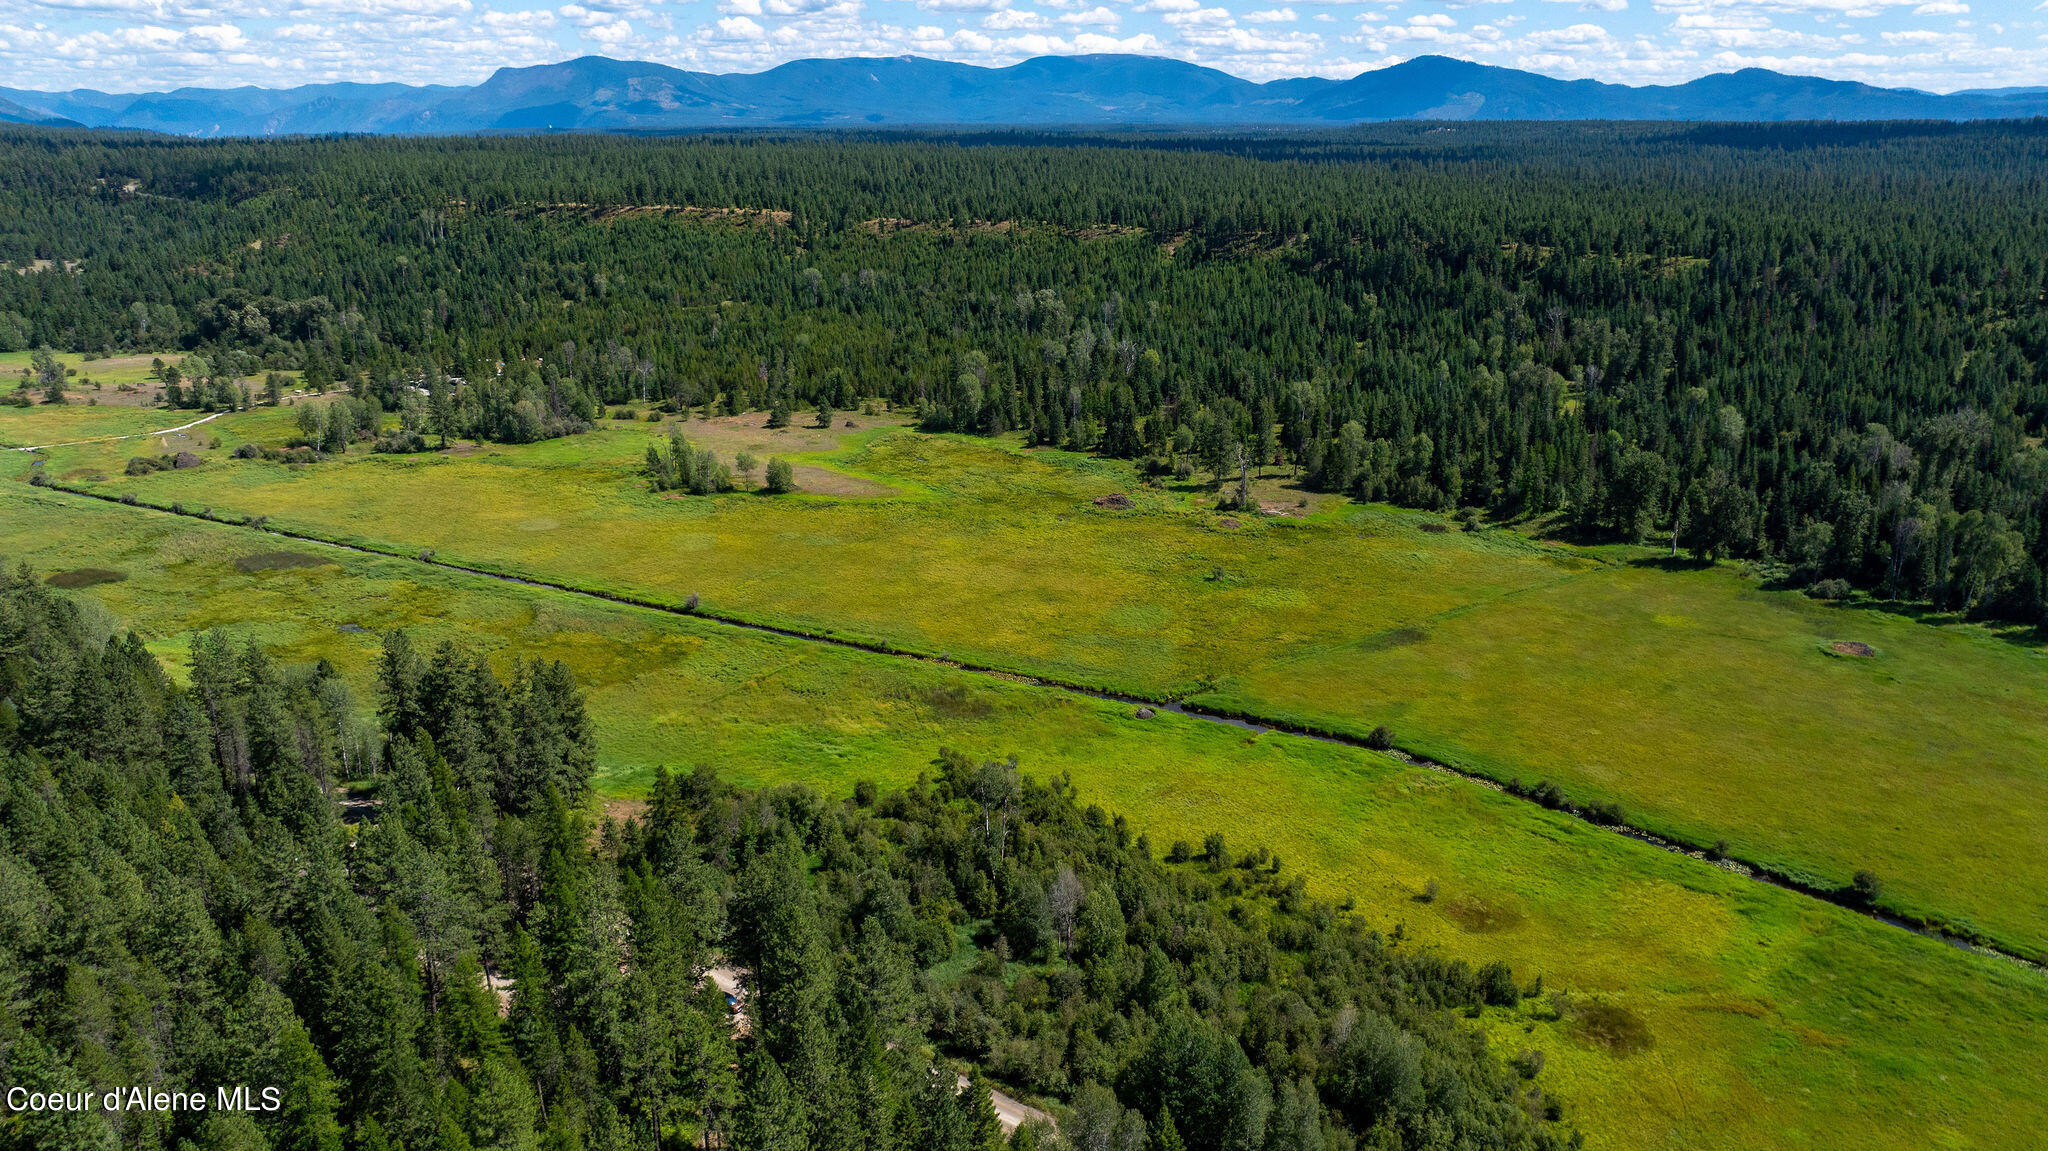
[{"left": 0, "top": 0, "right": 2040, "bottom": 92}]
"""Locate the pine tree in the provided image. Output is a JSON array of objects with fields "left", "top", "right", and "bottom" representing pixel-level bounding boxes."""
[
  {"left": 963, "top": 1069, "right": 1003, "bottom": 1151},
  {"left": 734, "top": 1049, "right": 810, "bottom": 1151},
  {"left": 1149, "top": 1105, "right": 1187, "bottom": 1151}
]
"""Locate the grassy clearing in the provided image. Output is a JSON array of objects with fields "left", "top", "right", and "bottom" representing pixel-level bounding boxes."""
[
  {"left": 0, "top": 350, "right": 305, "bottom": 449},
  {"left": 0, "top": 349, "right": 169, "bottom": 391},
  {"left": 23, "top": 411, "right": 2048, "bottom": 960},
  {"left": 5, "top": 484, "right": 2048, "bottom": 1151}
]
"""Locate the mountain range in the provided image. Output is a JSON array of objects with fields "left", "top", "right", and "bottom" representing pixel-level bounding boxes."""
[{"left": 4, "top": 54, "right": 2046, "bottom": 136}]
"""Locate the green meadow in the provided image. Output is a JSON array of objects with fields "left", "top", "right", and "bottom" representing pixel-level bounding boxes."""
[
  {"left": 0, "top": 348, "right": 168, "bottom": 390},
  {"left": 4, "top": 483, "right": 2047, "bottom": 1151},
  {"left": 20, "top": 404, "right": 2048, "bottom": 962},
  {"left": 0, "top": 392, "right": 198, "bottom": 448},
  {"left": 0, "top": 350, "right": 301, "bottom": 449}
]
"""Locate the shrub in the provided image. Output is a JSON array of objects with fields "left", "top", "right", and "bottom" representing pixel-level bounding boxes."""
[
  {"left": 1850, "top": 869, "right": 1883, "bottom": 906},
  {"left": 1476, "top": 961, "right": 1521, "bottom": 1007},
  {"left": 1583, "top": 800, "right": 1626, "bottom": 826},
  {"left": 1203, "top": 832, "right": 1228, "bottom": 868},
  {"left": 1364, "top": 725, "right": 1395, "bottom": 750},
  {"left": 374, "top": 430, "right": 431, "bottom": 453},
  {"left": 1807, "top": 578, "right": 1853, "bottom": 601},
  {"left": 232, "top": 442, "right": 262, "bottom": 459},
  {"left": 1529, "top": 780, "right": 1567, "bottom": 809},
  {"left": 1167, "top": 840, "right": 1191, "bottom": 864},
  {"left": 764, "top": 458, "right": 796, "bottom": 494},
  {"left": 684, "top": 592, "right": 701, "bottom": 613}
]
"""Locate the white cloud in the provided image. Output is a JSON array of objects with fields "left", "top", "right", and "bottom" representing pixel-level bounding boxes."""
[
  {"left": 1881, "top": 27, "right": 1970, "bottom": 42},
  {"left": 980, "top": 7, "right": 1044, "bottom": 27},
  {"left": 1176, "top": 23, "right": 1320, "bottom": 52},
  {"left": 1056, "top": 4, "right": 1117, "bottom": 24},
  {"left": 1911, "top": 0, "right": 1965, "bottom": 11},
  {"left": 714, "top": 14, "right": 764, "bottom": 37},
  {"left": 1652, "top": 0, "right": 1919, "bottom": 17},
  {"left": 1243, "top": 6, "right": 1296, "bottom": 20}
]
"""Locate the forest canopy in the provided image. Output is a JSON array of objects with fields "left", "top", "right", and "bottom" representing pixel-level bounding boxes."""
[
  {"left": 2, "top": 121, "right": 2044, "bottom": 619},
  {"left": 0, "top": 566, "right": 1578, "bottom": 1151}
]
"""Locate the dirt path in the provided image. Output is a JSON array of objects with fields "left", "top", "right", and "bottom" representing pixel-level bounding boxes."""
[
  {"left": 12, "top": 409, "right": 226, "bottom": 452},
  {"left": 955, "top": 1072, "right": 1052, "bottom": 1133},
  {"left": 705, "top": 964, "right": 750, "bottom": 1036},
  {"left": 21, "top": 479, "right": 2045, "bottom": 974}
]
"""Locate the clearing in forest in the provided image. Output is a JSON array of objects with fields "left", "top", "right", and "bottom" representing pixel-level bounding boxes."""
[{"left": 20, "top": 408, "right": 2048, "bottom": 962}]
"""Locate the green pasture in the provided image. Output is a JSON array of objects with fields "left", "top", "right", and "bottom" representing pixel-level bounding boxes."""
[
  {"left": 0, "top": 348, "right": 168, "bottom": 390},
  {"left": 4, "top": 484, "right": 2046, "bottom": 1151},
  {"left": 0, "top": 351, "right": 306, "bottom": 450},
  {"left": 0, "top": 404, "right": 183, "bottom": 449},
  {"left": 24, "top": 411, "right": 2048, "bottom": 961}
]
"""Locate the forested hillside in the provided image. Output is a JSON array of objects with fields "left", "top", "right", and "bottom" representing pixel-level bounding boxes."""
[
  {"left": 3, "top": 122, "right": 2045, "bottom": 618},
  {"left": 0, "top": 568, "right": 1575, "bottom": 1151}
]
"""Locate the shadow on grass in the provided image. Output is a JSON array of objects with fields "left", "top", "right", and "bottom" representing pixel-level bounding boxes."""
[
  {"left": 1830, "top": 595, "right": 2047, "bottom": 650},
  {"left": 1627, "top": 554, "right": 1715, "bottom": 573},
  {"left": 1738, "top": 570, "right": 2047, "bottom": 653}
]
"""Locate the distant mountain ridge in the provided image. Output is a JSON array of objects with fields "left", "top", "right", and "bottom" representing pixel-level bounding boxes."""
[{"left": 4, "top": 54, "right": 2045, "bottom": 136}]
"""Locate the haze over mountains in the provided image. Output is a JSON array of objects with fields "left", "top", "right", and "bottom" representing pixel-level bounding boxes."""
[{"left": 4, "top": 53, "right": 2046, "bottom": 136}]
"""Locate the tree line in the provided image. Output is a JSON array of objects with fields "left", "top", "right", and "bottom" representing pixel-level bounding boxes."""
[{"left": 2, "top": 121, "right": 2042, "bottom": 620}]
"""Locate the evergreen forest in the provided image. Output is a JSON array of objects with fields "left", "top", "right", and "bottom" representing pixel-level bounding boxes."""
[
  {"left": 1, "top": 122, "right": 2044, "bottom": 619},
  {"left": 0, "top": 566, "right": 1577, "bottom": 1151}
]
